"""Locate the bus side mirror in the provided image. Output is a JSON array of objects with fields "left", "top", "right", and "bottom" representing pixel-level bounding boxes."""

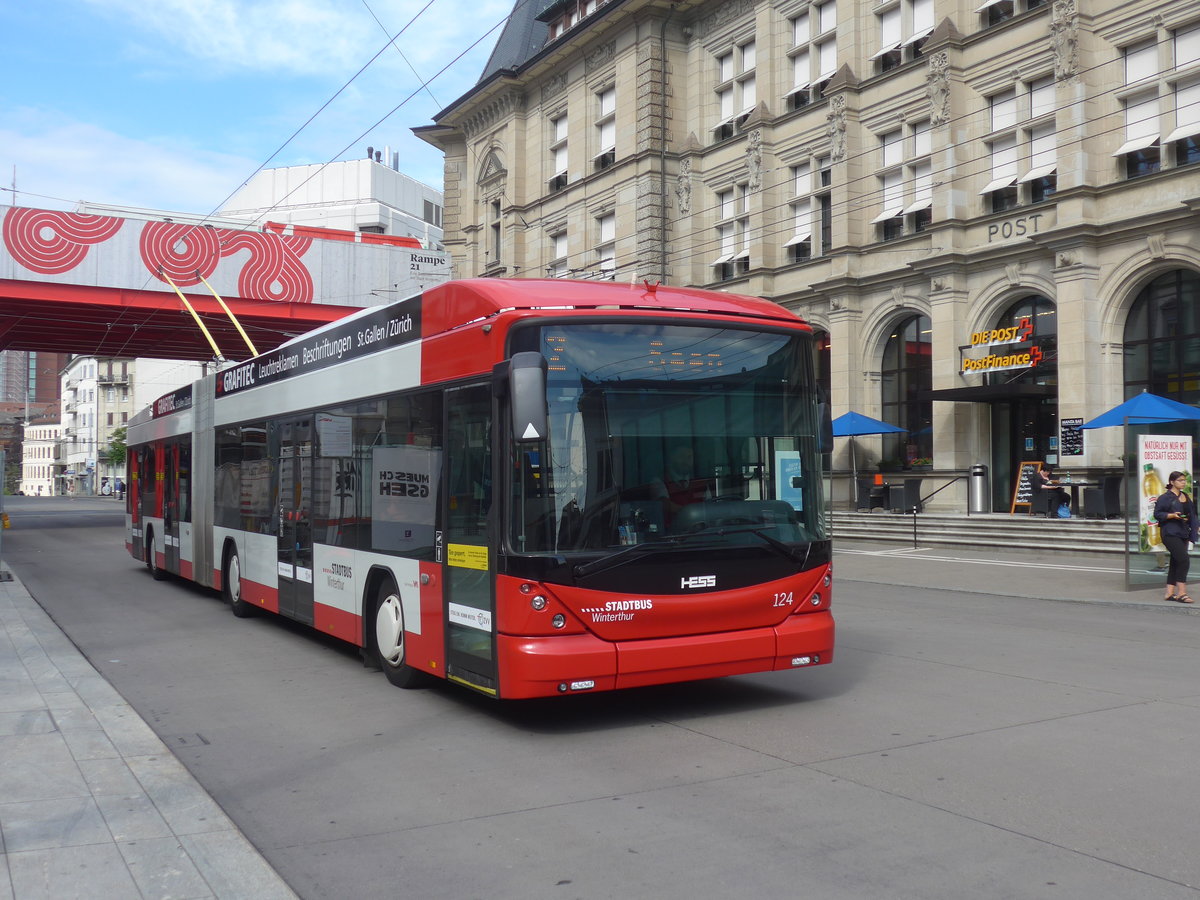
[
  {"left": 818, "top": 399, "right": 833, "bottom": 454},
  {"left": 507, "top": 352, "right": 548, "bottom": 444}
]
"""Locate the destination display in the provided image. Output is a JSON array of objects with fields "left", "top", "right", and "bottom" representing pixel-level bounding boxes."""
[{"left": 216, "top": 297, "right": 422, "bottom": 398}]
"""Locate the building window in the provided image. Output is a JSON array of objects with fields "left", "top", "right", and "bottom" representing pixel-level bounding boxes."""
[
  {"left": 1124, "top": 269, "right": 1200, "bottom": 404},
  {"left": 713, "top": 40, "right": 757, "bottom": 141},
  {"left": 785, "top": 162, "right": 813, "bottom": 261},
  {"left": 786, "top": 3, "right": 836, "bottom": 110},
  {"left": 549, "top": 114, "right": 569, "bottom": 192},
  {"left": 817, "top": 155, "right": 833, "bottom": 254},
  {"left": 711, "top": 186, "right": 750, "bottom": 281},
  {"left": 422, "top": 200, "right": 443, "bottom": 227},
  {"left": 978, "top": 0, "right": 1046, "bottom": 27},
  {"left": 1115, "top": 41, "right": 1161, "bottom": 177},
  {"left": 1169, "top": 77, "right": 1200, "bottom": 165},
  {"left": 595, "top": 213, "right": 615, "bottom": 280},
  {"left": 594, "top": 88, "right": 616, "bottom": 171},
  {"left": 1024, "top": 123, "right": 1058, "bottom": 201},
  {"left": 873, "top": 123, "right": 933, "bottom": 237},
  {"left": 549, "top": 231, "right": 569, "bottom": 277},
  {"left": 880, "top": 314, "right": 932, "bottom": 470},
  {"left": 489, "top": 199, "right": 502, "bottom": 269},
  {"left": 872, "top": 0, "right": 932, "bottom": 73},
  {"left": 983, "top": 79, "right": 1059, "bottom": 210}
]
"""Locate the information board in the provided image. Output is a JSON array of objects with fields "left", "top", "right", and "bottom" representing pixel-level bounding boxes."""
[
  {"left": 1010, "top": 460, "right": 1042, "bottom": 514},
  {"left": 1060, "top": 417, "right": 1084, "bottom": 457}
]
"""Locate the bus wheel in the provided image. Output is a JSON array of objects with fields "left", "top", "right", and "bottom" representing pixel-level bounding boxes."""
[
  {"left": 145, "top": 531, "right": 166, "bottom": 581},
  {"left": 224, "top": 549, "right": 254, "bottom": 618},
  {"left": 371, "top": 580, "right": 427, "bottom": 689}
]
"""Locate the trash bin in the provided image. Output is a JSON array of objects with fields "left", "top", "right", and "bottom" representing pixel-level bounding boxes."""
[{"left": 968, "top": 464, "right": 989, "bottom": 514}]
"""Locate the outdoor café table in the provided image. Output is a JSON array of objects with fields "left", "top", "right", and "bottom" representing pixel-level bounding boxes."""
[{"left": 1056, "top": 478, "right": 1097, "bottom": 513}]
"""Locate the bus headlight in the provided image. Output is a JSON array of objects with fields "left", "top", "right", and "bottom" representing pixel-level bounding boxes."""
[
  {"left": 551, "top": 614, "right": 566, "bottom": 629},
  {"left": 531, "top": 595, "right": 547, "bottom": 610},
  {"left": 810, "top": 592, "right": 822, "bottom": 606}
]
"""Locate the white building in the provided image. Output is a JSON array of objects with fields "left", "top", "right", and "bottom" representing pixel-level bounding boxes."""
[
  {"left": 19, "top": 421, "right": 60, "bottom": 497},
  {"left": 219, "top": 156, "right": 445, "bottom": 250},
  {"left": 58, "top": 357, "right": 205, "bottom": 494},
  {"left": 60, "top": 357, "right": 97, "bottom": 495}
]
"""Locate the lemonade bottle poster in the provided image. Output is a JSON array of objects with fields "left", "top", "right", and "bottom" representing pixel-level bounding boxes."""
[{"left": 1138, "top": 435, "right": 1192, "bottom": 552}]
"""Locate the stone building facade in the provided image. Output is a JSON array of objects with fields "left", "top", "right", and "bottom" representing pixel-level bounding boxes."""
[{"left": 417, "top": 0, "right": 1200, "bottom": 510}]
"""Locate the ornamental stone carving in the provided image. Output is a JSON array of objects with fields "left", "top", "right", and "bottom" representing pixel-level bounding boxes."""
[
  {"left": 585, "top": 41, "right": 616, "bottom": 73},
  {"left": 927, "top": 52, "right": 950, "bottom": 126},
  {"left": 746, "top": 130, "right": 763, "bottom": 190},
  {"left": 1052, "top": 0, "right": 1079, "bottom": 83},
  {"left": 541, "top": 73, "right": 568, "bottom": 103},
  {"left": 461, "top": 90, "right": 526, "bottom": 139},
  {"left": 827, "top": 96, "right": 846, "bottom": 162},
  {"left": 676, "top": 157, "right": 692, "bottom": 214},
  {"left": 695, "top": 0, "right": 755, "bottom": 39}
]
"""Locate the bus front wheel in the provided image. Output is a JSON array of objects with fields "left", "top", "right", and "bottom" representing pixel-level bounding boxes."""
[
  {"left": 223, "top": 549, "right": 254, "bottom": 618},
  {"left": 371, "top": 580, "right": 427, "bottom": 689}
]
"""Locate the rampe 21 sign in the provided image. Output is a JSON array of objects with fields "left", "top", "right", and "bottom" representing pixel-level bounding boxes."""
[{"left": 960, "top": 316, "right": 1042, "bottom": 374}]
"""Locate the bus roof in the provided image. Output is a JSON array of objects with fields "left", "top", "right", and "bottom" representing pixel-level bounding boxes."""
[{"left": 421, "top": 279, "right": 808, "bottom": 331}]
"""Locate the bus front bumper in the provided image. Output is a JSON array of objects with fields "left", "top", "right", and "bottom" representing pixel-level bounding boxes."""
[{"left": 497, "top": 610, "right": 834, "bottom": 699}]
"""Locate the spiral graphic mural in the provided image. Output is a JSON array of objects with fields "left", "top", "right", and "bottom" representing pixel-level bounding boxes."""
[
  {"left": 2, "top": 208, "right": 124, "bottom": 274},
  {"left": 139, "top": 221, "right": 223, "bottom": 285},
  {"left": 221, "top": 231, "right": 315, "bottom": 303}
]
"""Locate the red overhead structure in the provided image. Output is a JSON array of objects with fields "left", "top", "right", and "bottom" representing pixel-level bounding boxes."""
[
  {"left": 0, "top": 279, "right": 353, "bottom": 362},
  {"left": 0, "top": 206, "right": 446, "bottom": 362}
]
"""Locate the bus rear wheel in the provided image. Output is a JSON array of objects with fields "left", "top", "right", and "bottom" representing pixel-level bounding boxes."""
[
  {"left": 371, "top": 580, "right": 427, "bottom": 689},
  {"left": 145, "top": 531, "right": 166, "bottom": 581},
  {"left": 223, "top": 548, "right": 254, "bottom": 618}
]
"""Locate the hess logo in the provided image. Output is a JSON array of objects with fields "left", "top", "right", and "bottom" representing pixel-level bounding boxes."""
[{"left": 681, "top": 575, "right": 716, "bottom": 589}]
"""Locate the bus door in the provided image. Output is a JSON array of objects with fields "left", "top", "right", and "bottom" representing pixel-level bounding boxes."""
[
  {"left": 442, "top": 385, "right": 497, "bottom": 694},
  {"left": 163, "top": 442, "right": 181, "bottom": 573},
  {"left": 277, "top": 418, "right": 315, "bottom": 625}
]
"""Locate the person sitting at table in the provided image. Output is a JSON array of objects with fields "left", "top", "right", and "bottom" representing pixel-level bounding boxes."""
[{"left": 1034, "top": 462, "right": 1070, "bottom": 517}]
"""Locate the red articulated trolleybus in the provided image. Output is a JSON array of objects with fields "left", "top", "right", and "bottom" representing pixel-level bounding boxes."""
[{"left": 125, "top": 278, "right": 834, "bottom": 699}]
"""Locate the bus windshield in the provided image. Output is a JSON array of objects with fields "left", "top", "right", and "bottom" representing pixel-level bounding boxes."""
[{"left": 509, "top": 321, "right": 827, "bottom": 554}]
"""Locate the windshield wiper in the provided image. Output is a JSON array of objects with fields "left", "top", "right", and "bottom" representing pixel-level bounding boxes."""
[
  {"left": 674, "top": 524, "right": 807, "bottom": 564},
  {"left": 572, "top": 526, "right": 807, "bottom": 579},
  {"left": 572, "top": 536, "right": 686, "bottom": 579}
]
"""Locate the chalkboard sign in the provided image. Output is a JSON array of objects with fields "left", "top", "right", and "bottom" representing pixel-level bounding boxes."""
[
  {"left": 1010, "top": 460, "right": 1042, "bottom": 513},
  {"left": 1060, "top": 417, "right": 1084, "bottom": 456}
]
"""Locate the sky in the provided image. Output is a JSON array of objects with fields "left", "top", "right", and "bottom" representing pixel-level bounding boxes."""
[{"left": 0, "top": 0, "right": 516, "bottom": 215}]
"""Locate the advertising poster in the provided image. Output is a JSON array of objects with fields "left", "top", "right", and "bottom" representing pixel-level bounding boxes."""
[
  {"left": 774, "top": 451, "right": 804, "bottom": 510},
  {"left": 1137, "top": 435, "right": 1192, "bottom": 552},
  {"left": 371, "top": 446, "right": 441, "bottom": 553}
]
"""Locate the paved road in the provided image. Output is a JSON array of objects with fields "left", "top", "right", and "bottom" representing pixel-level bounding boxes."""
[{"left": 4, "top": 496, "right": 1200, "bottom": 898}]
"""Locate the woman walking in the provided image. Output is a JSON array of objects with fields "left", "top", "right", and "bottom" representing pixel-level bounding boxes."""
[{"left": 1154, "top": 471, "right": 1199, "bottom": 603}]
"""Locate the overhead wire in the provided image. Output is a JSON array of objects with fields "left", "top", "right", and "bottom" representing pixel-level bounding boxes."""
[{"left": 78, "top": 0, "right": 525, "bottom": 362}]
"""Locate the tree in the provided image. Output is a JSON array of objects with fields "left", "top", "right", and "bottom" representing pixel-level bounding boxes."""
[{"left": 104, "top": 426, "right": 127, "bottom": 469}]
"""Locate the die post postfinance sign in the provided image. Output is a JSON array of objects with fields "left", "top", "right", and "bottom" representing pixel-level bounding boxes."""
[{"left": 961, "top": 316, "right": 1042, "bottom": 374}]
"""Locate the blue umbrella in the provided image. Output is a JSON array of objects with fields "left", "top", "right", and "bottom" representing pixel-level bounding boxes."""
[
  {"left": 832, "top": 411, "right": 907, "bottom": 437},
  {"left": 1078, "top": 391, "right": 1200, "bottom": 429},
  {"left": 832, "top": 412, "right": 907, "bottom": 495}
]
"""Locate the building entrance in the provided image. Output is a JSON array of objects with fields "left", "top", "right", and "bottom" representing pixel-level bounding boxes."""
[{"left": 990, "top": 397, "right": 1059, "bottom": 511}]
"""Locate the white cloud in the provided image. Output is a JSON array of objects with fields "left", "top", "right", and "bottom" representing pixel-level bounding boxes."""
[
  {"left": 0, "top": 108, "right": 254, "bottom": 212},
  {"left": 80, "top": 0, "right": 515, "bottom": 81}
]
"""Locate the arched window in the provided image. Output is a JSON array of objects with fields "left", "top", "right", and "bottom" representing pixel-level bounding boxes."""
[
  {"left": 880, "top": 314, "right": 932, "bottom": 469},
  {"left": 1124, "top": 269, "right": 1200, "bottom": 404},
  {"left": 985, "top": 295, "right": 1057, "bottom": 387}
]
